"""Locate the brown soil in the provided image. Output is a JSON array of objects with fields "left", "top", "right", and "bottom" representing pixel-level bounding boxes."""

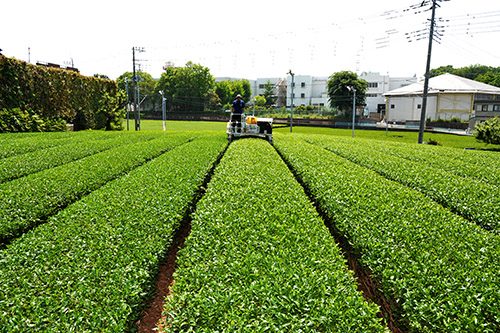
[
  {"left": 339, "top": 233, "right": 405, "bottom": 333},
  {"left": 135, "top": 220, "right": 191, "bottom": 332}
]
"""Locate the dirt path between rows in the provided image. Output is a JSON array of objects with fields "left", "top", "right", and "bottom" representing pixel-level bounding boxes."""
[{"left": 135, "top": 220, "right": 191, "bottom": 332}]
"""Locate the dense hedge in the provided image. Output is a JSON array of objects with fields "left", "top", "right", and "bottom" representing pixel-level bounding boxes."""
[{"left": 0, "top": 55, "right": 124, "bottom": 131}]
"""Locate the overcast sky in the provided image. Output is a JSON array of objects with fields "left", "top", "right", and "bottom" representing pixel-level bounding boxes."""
[{"left": 2, "top": 0, "right": 499, "bottom": 79}]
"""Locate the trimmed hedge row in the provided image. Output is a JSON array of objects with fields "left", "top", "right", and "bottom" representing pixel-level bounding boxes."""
[
  {"left": 0, "top": 55, "right": 123, "bottom": 131},
  {"left": 306, "top": 135, "right": 499, "bottom": 233},
  {"left": 0, "top": 135, "right": 227, "bottom": 331},
  {"left": 163, "top": 139, "right": 385, "bottom": 332},
  {"left": 349, "top": 138, "right": 500, "bottom": 187},
  {"left": 0, "top": 133, "right": 75, "bottom": 159},
  {"left": 275, "top": 135, "right": 499, "bottom": 333},
  {"left": 0, "top": 133, "right": 192, "bottom": 242},
  {"left": 0, "top": 132, "right": 159, "bottom": 183}
]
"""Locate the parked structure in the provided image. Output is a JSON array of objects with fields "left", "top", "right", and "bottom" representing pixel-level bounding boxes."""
[{"left": 384, "top": 73, "right": 500, "bottom": 129}]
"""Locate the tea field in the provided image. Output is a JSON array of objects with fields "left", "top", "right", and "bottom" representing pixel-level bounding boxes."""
[{"left": 0, "top": 129, "right": 498, "bottom": 332}]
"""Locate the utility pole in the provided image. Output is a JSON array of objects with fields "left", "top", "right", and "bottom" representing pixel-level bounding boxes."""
[
  {"left": 288, "top": 70, "right": 295, "bottom": 133},
  {"left": 132, "top": 46, "right": 145, "bottom": 131},
  {"left": 347, "top": 86, "right": 357, "bottom": 138},
  {"left": 418, "top": 0, "right": 443, "bottom": 144}
]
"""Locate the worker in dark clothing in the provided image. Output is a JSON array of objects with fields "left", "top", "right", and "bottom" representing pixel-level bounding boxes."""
[{"left": 231, "top": 94, "right": 245, "bottom": 132}]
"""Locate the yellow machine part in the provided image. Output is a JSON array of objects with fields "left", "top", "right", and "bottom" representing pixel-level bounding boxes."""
[{"left": 246, "top": 116, "right": 257, "bottom": 125}]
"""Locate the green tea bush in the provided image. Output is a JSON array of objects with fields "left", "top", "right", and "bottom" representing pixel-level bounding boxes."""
[{"left": 164, "top": 139, "right": 385, "bottom": 332}]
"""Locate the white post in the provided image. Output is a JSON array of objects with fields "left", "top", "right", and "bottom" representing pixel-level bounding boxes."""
[{"left": 159, "top": 91, "right": 166, "bottom": 131}]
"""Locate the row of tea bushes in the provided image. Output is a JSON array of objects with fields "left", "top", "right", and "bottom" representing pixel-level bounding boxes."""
[
  {"left": 275, "top": 135, "right": 499, "bottom": 332},
  {"left": 0, "top": 134, "right": 192, "bottom": 242},
  {"left": 163, "top": 139, "right": 385, "bottom": 332},
  {"left": 0, "top": 135, "right": 227, "bottom": 331},
  {"left": 0, "top": 133, "right": 159, "bottom": 183},
  {"left": 306, "top": 135, "right": 499, "bottom": 233}
]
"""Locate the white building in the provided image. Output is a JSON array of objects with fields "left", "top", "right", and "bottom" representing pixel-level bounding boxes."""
[
  {"left": 359, "top": 72, "right": 417, "bottom": 119},
  {"left": 285, "top": 75, "right": 329, "bottom": 108},
  {"left": 223, "top": 73, "right": 419, "bottom": 114},
  {"left": 283, "top": 72, "right": 417, "bottom": 113},
  {"left": 249, "top": 78, "right": 287, "bottom": 107},
  {"left": 383, "top": 73, "right": 500, "bottom": 128}
]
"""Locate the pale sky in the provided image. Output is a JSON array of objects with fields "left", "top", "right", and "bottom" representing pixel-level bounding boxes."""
[{"left": 2, "top": 0, "right": 499, "bottom": 80}]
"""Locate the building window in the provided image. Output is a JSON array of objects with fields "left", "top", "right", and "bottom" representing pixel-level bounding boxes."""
[
  {"left": 300, "top": 93, "right": 305, "bottom": 98},
  {"left": 368, "top": 82, "right": 378, "bottom": 88},
  {"left": 391, "top": 104, "right": 395, "bottom": 109},
  {"left": 301, "top": 82, "right": 306, "bottom": 88},
  {"left": 482, "top": 104, "right": 489, "bottom": 111},
  {"left": 366, "top": 93, "right": 378, "bottom": 98},
  {"left": 417, "top": 104, "right": 422, "bottom": 109},
  {"left": 258, "top": 84, "right": 265, "bottom": 89},
  {"left": 292, "top": 93, "right": 295, "bottom": 98},
  {"left": 494, "top": 104, "right": 500, "bottom": 111},
  {"left": 319, "top": 103, "right": 325, "bottom": 106}
]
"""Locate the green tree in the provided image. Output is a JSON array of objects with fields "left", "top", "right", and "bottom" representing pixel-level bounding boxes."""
[
  {"left": 327, "top": 71, "right": 367, "bottom": 115},
  {"left": 430, "top": 65, "right": 500, "bottom": 87},
  {"left": 262, "top": 80, "right": 276, "bottom": 106},
  {"left": 254, "top": 95, "right": 266, "bottom": 107},
  {"left": 155, "top": 62, "right": 215, "bottom": 112},
  {"left": 215, "top": 79, "right": 251, "bottom": 107},
  {"left": 476, "top": 71, "right": 500, "bottom": 88},
  {"left": 474, "top": 117, "right": 500, "bottom": 145},
  {"left": 235, "top": 79, "right": 251, "bottom": 102},
  {"left": 116, "top": 71, "right": 157, "bottom": 108}
]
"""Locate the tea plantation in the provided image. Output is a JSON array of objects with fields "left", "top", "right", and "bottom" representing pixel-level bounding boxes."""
[{"left": 0, "top": 129, "right": 498, "bottom": 332}]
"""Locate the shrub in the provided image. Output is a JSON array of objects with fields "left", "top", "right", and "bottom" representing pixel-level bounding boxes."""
[
  {"left": 474, "top": 117, "right": 500, "bottom": 144},
  {"left": 0, "top": 108, "right": 67, "bottom": 132}
]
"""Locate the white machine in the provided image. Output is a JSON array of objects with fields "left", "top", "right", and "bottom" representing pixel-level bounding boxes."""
[{"left": 226, "top": 112, "right": 273, "bottom": 143}]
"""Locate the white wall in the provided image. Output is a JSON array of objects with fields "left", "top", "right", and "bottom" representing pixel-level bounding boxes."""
[
  {"left": 436, "top": 93, "right": 472, "bottom": 121},
  {"left": 386, "top": 96, "right": 437, "bottom": 122},
  {"left": 386, "top": 93, "right": 475, "bottom": 122},
  {"left": 286, "top": 75, "right": 313, "bottom": 107}
]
